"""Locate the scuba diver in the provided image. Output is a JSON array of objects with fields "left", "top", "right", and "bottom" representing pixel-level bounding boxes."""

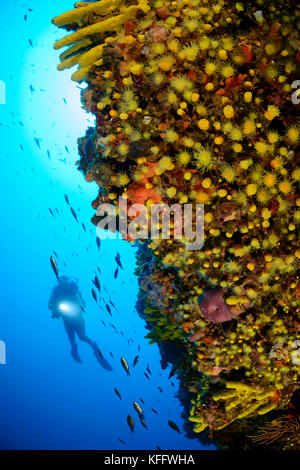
[{"left": 48, "top": 276, "right": 112, "bottom": 370}]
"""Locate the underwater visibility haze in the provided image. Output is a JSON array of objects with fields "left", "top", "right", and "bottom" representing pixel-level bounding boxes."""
[{"left": 0, "top": 0, "right": 300, "bottom": 452}]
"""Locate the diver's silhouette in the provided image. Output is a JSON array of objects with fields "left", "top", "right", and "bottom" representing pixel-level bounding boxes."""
[{"left": 48, "top": 276, "right": 112, "bottom": 370}]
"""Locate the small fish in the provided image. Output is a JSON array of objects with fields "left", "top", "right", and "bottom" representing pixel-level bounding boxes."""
[
  {"left": 28, "top": 38, "right": 33, "bottom": 47},
  {"left": 34, "top": 137, "right": 40, "bottom": 148},
  {"left": 168, "top": 420, "right": 181, "bottom": 434},
  {"left": 91, "top": 289, "right": 97, "bottom": 303},
  {"left": 156, "top": 446, "right": 162, "bottom": 451},
  {"left": 30, "top": 84, "right": 35, "bottom": 94},
  {"left": 24, "top": 14, "right": 27, "bottom": 21},
  {"left": 144, "top": 372, "right": 150, "bottom": 381},
  {"left": 106, "top": 304, "right": 112, "bottom": 316},
  {"left": 158, "top": 386, "right": 163, "bottom": 393},
  {"left": 133, "top": 355, "right": 139, "bottom": 367},
  {"left": 140, "top": 418, "right": 148, "bottom": 429},
  {"left": 146, "top": 365, "right": 152, "bottom": 375},
  {"left": 110, "top": 352, "right": 114, "bottom": 358},
  {"left": 151, "top": 408, "right": 158, "bottom": 415},
  {"left": 139, "top": 398, "right": 145, "bottom": 405},
  {"left": 121, "top": 357, "right": 130, "bottom": 376},
  {"left": 65, "top": 145, "right": 70, "bottom": 154},
  {"left": 94, "top": 276, "right": 101, "bottom": 292},
  {"left": 70, "top": 207, "right": 78, "bottom": 222},
  {"left": 115, "top": 252, "right": 124, "bottom": 269},
  {"left": 133, "top": 401, "right": 144, "bottom": 418},
  {"left": 127, "top": 415, "right": 135, "bottom": 432},
  {"left": 168, "top": 366, "right": 177, "bottom": 379},
  {"left": 98, "top": 349, "right": 103, "bottom": 358},
  {"left": 64, "top": 194, "right": 70, "bottom": 205},
  {"left": 63, "top": 98, "right": 67, "bottom": 105},
  {"left": 49, "top": 208, "right": 55, "bottom": 217},
  {"left": 114, "top": 388, "right": 122, "bottom": 400},
  {"left": 81, "top": 223, "right": 86, "bottom": 232},
  {"left": 118, "top": 439, "right": 126, "bottom": 446},
  {"left": 50, "top": 256, "right": 59, "bottom": 280},
  {"left": 96, "top": 238, "right": 101, "bottom": 250},
  {"left": 47, "top": 150, "right": 50, "bottom": 160},
  {"left": 114, "top": 267, "right": 119, "bottom": 279}
]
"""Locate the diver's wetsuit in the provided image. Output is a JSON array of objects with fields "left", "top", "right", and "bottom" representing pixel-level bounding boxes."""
[{"left": 48, "top": 277, "right": 112, "bottom": 370}]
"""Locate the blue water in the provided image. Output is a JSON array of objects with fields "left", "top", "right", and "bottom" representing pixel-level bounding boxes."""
[{"left": 0, "top": 0, "right": 213, "bottom": 450}]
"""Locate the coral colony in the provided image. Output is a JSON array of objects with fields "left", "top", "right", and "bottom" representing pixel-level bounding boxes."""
[{"left": 52, "top": 0, "right": 300, "bottom": 450}]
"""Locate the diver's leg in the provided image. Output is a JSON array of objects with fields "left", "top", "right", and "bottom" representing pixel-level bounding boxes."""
[
  {"left": 63, "top": 320, "right": 82, "bottom": 363},
  {"left": 75, "top": 316, "right": 94, "bottom": 347},
  {"left": 75, "top": 318, "right": 113, "bottom": 370}
]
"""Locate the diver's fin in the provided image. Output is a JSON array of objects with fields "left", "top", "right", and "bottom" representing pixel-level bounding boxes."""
[
  {"left": 71, "top": 344, "right": 82, "bottom": 363},
  {"left": 92, "top": 343, "right": 113, "bottom": 371}
]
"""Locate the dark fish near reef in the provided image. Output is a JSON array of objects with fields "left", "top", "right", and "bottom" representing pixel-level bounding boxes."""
[
  {"left": 96, "top": 237, "right": 101, "bottom": 250},
  {"left": 64, "top": 194, "right": 70, "bottom": 205},
  {"left": 114, "top": 388, "right": 122, "bottom": 400},
  {"left": 146, "top": 365, "right": 152, "bottom": 375},
  {"left": 151, "top": 408, "right": 158, "bottom": 415},
  {"left": 168, "top": 420, "right": 181, "bottom": 433},
  {"left": 127, "top": 415, "right": 135, "bottom": 432},
  {"left": 70, "top": 207, "right": 78, "bottom": 222},
  {"left": 106, "top": 304, "right": 112, "bottom": 316},
  {"left": 94, "top": 276, "right": 101, "bottom": 292},
  {"left": 140, "top": 418, "right": 148, "bottom": 429},
  {"left": 168, "top": 366, "right": 177, "bottom": 379},
  {"left": 121, "top": 357, "right": 130, "bottom": 376},
  {"left": 144, "top": 372, "right": 150, "bottom": 381},
  {"left": 81, "top": 223, "right": 86, "bottom": 232},
  {"left": 114, "top": 267, "right": 119, "bottom": 279},
  {"left": 133, "top": 355, "right": 139, "bottom": 367},
  {"left": 118, "top": 439, "right": 126, "bottom": 446},
  {"left": 115, "top": 252, "right": 123, "bottom": 269},
  {"left": 50, "top": 256, "right": 59, "bottom": 280},
  {"left": 133, "top": 401, "right": 144, "bottom": 418},
  {"left": 91, "top": 289, "right": 97, "bottom": 303},
  {"left": 158, "top": 386, "right": 163, "bottom": 393},
  {"left": 139, "top": 398, "right": 145, "bottom": 405},
  {"left": 98, "top": 349, "right": 103, "bottom": 358}
]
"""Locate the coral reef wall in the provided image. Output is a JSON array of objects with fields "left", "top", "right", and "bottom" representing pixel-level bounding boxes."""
[{"left": 52, "top": 0, "right": 300, "bottom": 449}]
